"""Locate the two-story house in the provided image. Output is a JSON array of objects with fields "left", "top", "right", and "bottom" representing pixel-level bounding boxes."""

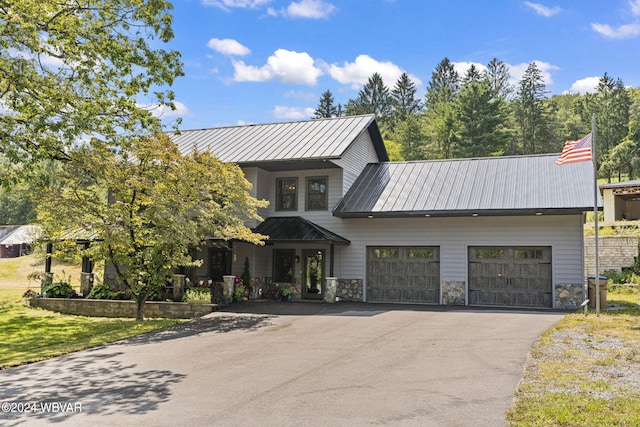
[{"left": 171, "top": 114, "right": 596, "bottom": 310}]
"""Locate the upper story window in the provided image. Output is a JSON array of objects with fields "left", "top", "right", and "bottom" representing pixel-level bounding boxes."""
[
  {"left": 306, "top": 176, "right": 328, "bottom": 210},
  {"left": 276, "top": 178, "right": 298, "bottom": 211}
]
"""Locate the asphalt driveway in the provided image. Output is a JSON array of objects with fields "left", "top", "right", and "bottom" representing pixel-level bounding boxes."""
[{"left": 0, "top": 302, "right": 566, "bottom": 426}]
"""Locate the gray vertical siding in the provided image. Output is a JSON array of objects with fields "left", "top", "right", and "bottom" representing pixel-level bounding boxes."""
[
  {"left": 325, "top": 215, "right": 584, "bottom": 288},
  {"left": 333, "top": 131, "right": 380, "bottom": 194}
]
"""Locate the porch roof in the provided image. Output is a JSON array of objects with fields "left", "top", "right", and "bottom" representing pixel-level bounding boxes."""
[{"left": 253, "top": 217, "right": 350, "bottom": 245}]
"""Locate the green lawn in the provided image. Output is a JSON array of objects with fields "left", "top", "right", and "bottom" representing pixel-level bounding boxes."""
[
  {"left": 0, "top": 256, "right": 184, "bottom": 369},
  {"left": 507, "top": 290, "right": 640, "bottom": 426}
]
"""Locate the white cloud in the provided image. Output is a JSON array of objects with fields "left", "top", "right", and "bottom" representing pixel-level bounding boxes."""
[
  {"left": 568, "top": 77, "right": 600, "bottom": 94},
  {"left": 272, "top": 105, "right": 315, "bottom": 119},
  {"left": 207, "top": 38, "right": 251, "bottom": 56},
  {"left": 285, "top": 0, "right": 336, "bottom": 19},
  {"left": 141, "top": 101, "right": 191, "bottom": 119},
  {"left": 452, "top": 61, "right": 487, "bottom": 78},
  {"left": 201, "top": 0, "right": 272, "bottom": 11},
  {"left": 523, "top": 1, "right": 561, "bottom": 17},
  {"left": 232, "top": 49, "right": 323, "bottom": 85},
  {"left": 591, "top": 22, "right": 640, "bottom": 39},
  {"left": 592, "top": 0, "right": 640, "bottom": 38},
  {"left": 508, "top": 60, "right": 559, "bottom": 86},
  {"left": 327, "top": 54, "right": 422, "bottom": 89}
]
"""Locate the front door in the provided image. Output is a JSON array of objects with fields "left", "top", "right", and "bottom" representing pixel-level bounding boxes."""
[
  {"left": 209, "top": 248, "right": 231, "bottom": 282},
  {"left": 302, "top": 249, "right": 325, "bottom": 299}
]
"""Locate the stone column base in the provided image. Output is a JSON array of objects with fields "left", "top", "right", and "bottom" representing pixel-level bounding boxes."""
[
  {"left": 173, "top": 274, "right": 186, "bottom": 301},
  {"left": 555, "top": 283, "right": 583, "bottom": 310},
  {"left": 80, "top": 272, "right": 95, "bottom": 296},
  {"left": 442, "top": 281, "right": 465, "bottom": 305},
  {"left": 324, "top": 277, "right": 337, "bottom": 303}
]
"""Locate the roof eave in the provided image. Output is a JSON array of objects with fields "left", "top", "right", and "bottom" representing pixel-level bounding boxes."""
[
  {"left": 364, "top": 117, "right": 389, "bottom": 162},
  {"left": 263, "top": 238, "right": 350, "bottom": 245},
  {"left": 333, "top": 208, "right": 597, "bottom": 218}
]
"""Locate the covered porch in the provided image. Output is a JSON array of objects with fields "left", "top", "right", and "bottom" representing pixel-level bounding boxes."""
[
  {"left": 601, "top": 180, "right": 640, "bottom": 223},
  {"left": 249, "top": 216, "right": 350, "bottom": 301}
]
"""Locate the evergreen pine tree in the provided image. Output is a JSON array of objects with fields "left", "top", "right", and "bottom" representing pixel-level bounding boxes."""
[
  {"left": 513, "top": 62, "right": 553, "bottom": 154},
  {"left": 314, "top": 90, "right": 338, "bottom": 118},
  {"left": 346, "top": 73, "right": 392, "bottom": 126},
  {"left": 390, "top": 72, "right": 422, "bottom": 122}
]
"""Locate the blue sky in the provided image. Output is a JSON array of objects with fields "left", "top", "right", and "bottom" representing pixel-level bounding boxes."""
[{"left": 156, "top": 0, "right": 640, "bottom": 130}]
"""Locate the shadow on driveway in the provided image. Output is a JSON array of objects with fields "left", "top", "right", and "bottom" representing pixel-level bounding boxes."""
[
  {"left": 0, "top": 350, "right": 185, "bottom": 425},
  {"left": 114, "top": 314, "right": 276, "bottom": 346}
]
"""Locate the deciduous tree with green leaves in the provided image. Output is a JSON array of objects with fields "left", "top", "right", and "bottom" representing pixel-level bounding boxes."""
[
  {"left": 601, "top": 139, "right": 639, "bottom": 181},
  {"left": 36, "top": 132, "right": 268, "bottom": 320},
  {"left": 0, "top": 0, "right": 183, "bottom": 184},
  {"left": 395, "top": 115, "right": 426, "bottom": 160}
]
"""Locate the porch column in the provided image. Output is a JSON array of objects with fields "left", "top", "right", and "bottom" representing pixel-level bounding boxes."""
[
  {"left": 324, "top": 277, "right": 338, "bottom": 303},
  {"left": 223, "top": 275, "right": 235, "bottom": 304},
  {"left": 80, "top": 241, "right": 95, "bottom": 296},
  {"left": 173, "top": 274, "right": 186, "bottom": 301},
  {"left": 41, "top": 243, "right": 53, "bottom": 294},
  {"left": 329, "top": 244, "right": 335, "bottom": 276},
  {"left": 45, "top": 243, "right": 53, "bottom": 273}
]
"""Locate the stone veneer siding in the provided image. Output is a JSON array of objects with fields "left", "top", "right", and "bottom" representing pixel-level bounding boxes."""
[
  {"left": 442, "top": 281, "right": 465, "bottom": 305},
  {"left": 555, "top": 283, "right": 584, "bottom": 310},
  {"left": 29, "top": 298, "right": 218, "bottom": 318},
  {"left": 584, "top": 236, "right": 638, "bottom": 277},
  {"left": 337, "top": 279, "right": 363, "bottom": 301}
]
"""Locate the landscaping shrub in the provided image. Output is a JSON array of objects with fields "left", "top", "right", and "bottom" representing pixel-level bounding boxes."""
[
  {"left": 43, "top": 281, "right": 76, "bottom": 298},
  {"left": 603, "top": 268, "right": 634, "bottom": 284},
  {"left": 87, "top": 284, "right": 126, "bottom": 300},
  {"left": 182, "top": 287, "right": 211, "bottom": 303}
]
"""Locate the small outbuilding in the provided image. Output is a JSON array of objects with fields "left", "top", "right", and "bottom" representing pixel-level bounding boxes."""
[
  {"left": 0, "top": 225, "right": 40, "bottom": 258},
  {"left": 600, "top": 180, "right": 640, "bottom": 223}
]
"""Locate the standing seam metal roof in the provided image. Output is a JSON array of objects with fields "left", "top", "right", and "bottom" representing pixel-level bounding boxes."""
[
  {"left": 171, "top": 114, "right": 387, "bottom": 163},
  {"left": 333, "top": 154, "right": 598, "bottom": 217}
]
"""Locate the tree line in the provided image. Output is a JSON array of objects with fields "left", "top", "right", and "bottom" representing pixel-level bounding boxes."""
[{"left": 314, "top": 57, "right": 640, "bottom": 181}]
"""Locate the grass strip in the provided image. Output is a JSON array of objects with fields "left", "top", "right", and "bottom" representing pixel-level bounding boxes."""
[{"left": 508, "top": 291, "right": 640, "bottom": 426}]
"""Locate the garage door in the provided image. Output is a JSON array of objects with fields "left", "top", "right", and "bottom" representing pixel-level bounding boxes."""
[
  {"left": 468, "top": 246, "right": 552, "bottom": 308},
  {"left": 367, "top": 246, "right": 440, "bottom": 303}
]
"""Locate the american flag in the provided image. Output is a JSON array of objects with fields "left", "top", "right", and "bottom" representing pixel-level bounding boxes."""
[{"left": 555, "top": 133, "right": 592, "bottom": 165}]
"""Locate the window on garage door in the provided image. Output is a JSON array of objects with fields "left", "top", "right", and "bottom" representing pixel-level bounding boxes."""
[{"left": 366, "top": 246, "right": 440, "bottom": 303}]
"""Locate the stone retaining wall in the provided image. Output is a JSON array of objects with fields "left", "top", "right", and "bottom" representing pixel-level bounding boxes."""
[
  {"left": 29, "top": 298, "right": 218, "bottom": 318},
  {"left": 584, "top": 236, "right": 638, "bottom": 276}
]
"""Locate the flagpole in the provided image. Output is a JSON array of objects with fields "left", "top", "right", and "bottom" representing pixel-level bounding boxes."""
[{"left": 592, "top": 114, "right": 600, "bottom": 317}]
